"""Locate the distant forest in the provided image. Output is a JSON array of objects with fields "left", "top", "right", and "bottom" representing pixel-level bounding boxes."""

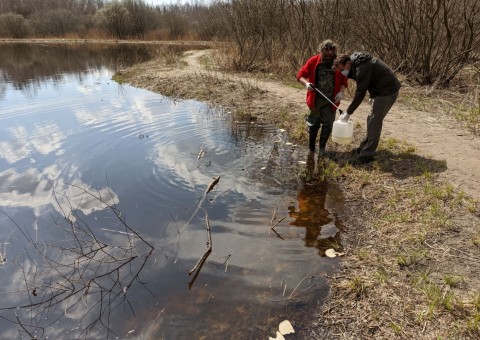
[
  {"left": 0, "top": 0, "right": 214, "bottom": 40},
  {"left": 1, "top": 0, "right": 479, "bottom": 86}
]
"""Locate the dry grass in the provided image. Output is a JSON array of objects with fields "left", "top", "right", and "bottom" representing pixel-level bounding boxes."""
[
  {"left": 397, "top": 65, "right": 480, "bottom": 136},
  {"left": 312, "top": 137, "right": 480, "bottom": 339}
]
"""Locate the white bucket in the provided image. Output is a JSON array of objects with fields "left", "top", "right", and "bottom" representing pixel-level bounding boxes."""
[{"left": 332, "top": 120, "right": 353, "bottom": 145}]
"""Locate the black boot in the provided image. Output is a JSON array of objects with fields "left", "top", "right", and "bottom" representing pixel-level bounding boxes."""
[{"left": 308, "top": 126, "right": 319, "bottom": 152}]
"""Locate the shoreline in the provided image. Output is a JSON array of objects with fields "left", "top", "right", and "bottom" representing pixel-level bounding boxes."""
[
  {"left": 0, "top": 38, "right": 214, "bottom": 46},
  {"left": 114, "top": 48, "right": 480, "bottom": 338},
  {"left": 4, "top": 40, "right": 477, "bottom": 338}
]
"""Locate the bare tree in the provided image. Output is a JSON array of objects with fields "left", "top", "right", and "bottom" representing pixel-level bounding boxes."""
[
  {"left": 123, "top": 0, "right": 157, "bottom": 38},
  {"left": 94, "top": 1, "right": 132, "bottom": 39},
  {"left": 30, "top": 9, "right": 79, "bottom": 37},
  {"left": 0, "top": 12, "right": 29, "bottom": 38},
  {"left": 340, "top": 0, "right": 480, "bottom": 85}
]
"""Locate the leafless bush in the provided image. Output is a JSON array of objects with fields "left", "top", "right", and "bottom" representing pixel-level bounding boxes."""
[
  {"left": 0, "top": 12, "right": 30, "bottom": 38},
  {"left": 0, "top": 181, "right": 154, "bottom": 339},
  {"left": 348, "top": 0, "right": 480, "bottom": 86},
  {"left": 161, "top": 10, "right": 189, "bottom": 39},
  {"left": 30, "top": 9, "right": 79, "bottom": 37},
  {"left": 209, "top": 0, "right": 348, "bottom": 73},
  {"left": 123, "top": 0, "right": 157, "bottom": 38},
  {"left": 210, "top": 0, "right": 480, "bottom": 86},
  {"left": 0, "top": 0, "right": 105, "bottom": 17},
  {"left": 210, "top": 0, "right": 280, "bottom": 72},
  {"left": 95, "top": 1, "right": 132, "bottom": 39}
]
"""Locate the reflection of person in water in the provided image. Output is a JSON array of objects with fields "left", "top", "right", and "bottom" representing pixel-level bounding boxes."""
[{"left": 288, "top": 156, "right": 344, "bottom": 255}]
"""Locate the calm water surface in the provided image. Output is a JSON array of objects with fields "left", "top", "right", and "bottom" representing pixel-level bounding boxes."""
[{"left": 0, "top": 43, "right": 344, "bottom": 339}]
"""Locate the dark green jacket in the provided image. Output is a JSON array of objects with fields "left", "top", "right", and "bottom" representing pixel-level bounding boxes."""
[{"left": 347, "top": 52, "right": 401, "bottom": 114}]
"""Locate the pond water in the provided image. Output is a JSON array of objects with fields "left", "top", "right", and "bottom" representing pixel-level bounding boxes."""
[{"left": 0, "top": 43, "right": 345, "bottom": 339}]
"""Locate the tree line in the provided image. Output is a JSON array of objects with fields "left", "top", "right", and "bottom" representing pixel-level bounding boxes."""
[
  {"left": 1, "top": 0, "right": 479, "bottom": 86},
  {"left": 0, "top": 0, "right": 214, "bottom": 40}
]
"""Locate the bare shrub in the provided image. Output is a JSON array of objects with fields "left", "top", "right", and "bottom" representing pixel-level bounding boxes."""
[
  {"left": 123, "top": 0, "right": 157, "bottom": 38},
  {"left": 348, "top": 0, "right": 480, "bottom": 86},
  {"left": 210, "top": 0, "right": 479, "bottom": 86},
  {"left": 30, "top": 9, "right": 79, "bottom": 37},
  {"left": 94, "top": 1, "right": 132, "bottom": 39},
  {"left": 209, "top": 0, "right": 279, "bottom": 71},
  {"left": 0, "top": 12, "right": 30, "bottom": 38},
  {"left": 162, "top": 10, "right": 189, "bottom": 39},
  {"left": 209, "top": 0, "right": 348, "bottom": 73}
]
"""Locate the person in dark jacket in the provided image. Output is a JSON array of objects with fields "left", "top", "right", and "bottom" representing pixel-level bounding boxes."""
[
  {"left": 334, "top": 52, "right": 401, "bottom": 164},
  {"left": 297, "top": 40, "right": 348, "bottom": 156}
]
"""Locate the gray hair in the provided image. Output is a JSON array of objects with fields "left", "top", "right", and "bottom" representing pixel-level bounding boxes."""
[{"left": 318, "top": 39, "right": 337, "bottom": 54}]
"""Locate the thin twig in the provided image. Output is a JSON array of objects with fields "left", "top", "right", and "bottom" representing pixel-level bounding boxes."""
[
  {"left": 188, "top": 211, "right": 213, "bottom": 276},
  {"left": 271, "top": 216, "right": 287, "bottom": 229}
]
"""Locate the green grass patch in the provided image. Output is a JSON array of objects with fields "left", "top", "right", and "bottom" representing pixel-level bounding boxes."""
[
  {"left": 397, "top": 250, "right": 426, "bottom": 268},
  {"left": 111, "top": 73, "right": 126, "bottom": 84}
]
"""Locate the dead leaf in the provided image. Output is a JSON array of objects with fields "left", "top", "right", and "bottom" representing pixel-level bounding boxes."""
[
  {"left": 279, "top": 320, "right": 295, "bottom": 335},
  {"left": 325, "top": 249, "right": 337, "bottom": 258},
  {"left": 205, "top": 176, "right": 220, "bottom": 194},
  {"left": 268, "top": 331, "right": 285, "bottom": 340},
  {"left": 325, "top": 249, "right": 345, "bottom": 258}
]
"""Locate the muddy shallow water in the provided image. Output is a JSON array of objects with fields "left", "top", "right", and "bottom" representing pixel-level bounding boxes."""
[{"left": 0, "top": 43, "right": 344, "bottom": 339}]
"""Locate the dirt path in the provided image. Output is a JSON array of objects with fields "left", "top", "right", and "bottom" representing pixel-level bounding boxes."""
[
  {"left": 126, "top": 49, "right": 480, "bottom": 199},
  {"left": 375, "top": 104, "right": 480, "bottom": 198}
]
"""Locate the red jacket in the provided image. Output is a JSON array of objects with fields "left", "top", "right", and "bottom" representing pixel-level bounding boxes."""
[{"left": 297, "top": 54, "right": 348, "bottom": 110}]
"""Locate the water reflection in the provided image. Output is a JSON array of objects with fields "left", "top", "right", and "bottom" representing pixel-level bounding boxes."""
[
  {"left": 0, "top": 43, "right": 345, "bottom": 339},
  {"left": 0, "top": 182, "right": 152, "bottom": 340},
  {"left": 289, "top": 154, "right": 345, "bottom": 255},
  {"left": 0, "top": 43, "right": 156, "bottom": 98},
  {"left": 0, "top": 123, "right": 65, "bottom": 163}
]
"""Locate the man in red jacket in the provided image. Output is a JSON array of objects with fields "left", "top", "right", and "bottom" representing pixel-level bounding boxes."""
[{"left": 297, "top": 40, "right": 348, "bottom": 156}]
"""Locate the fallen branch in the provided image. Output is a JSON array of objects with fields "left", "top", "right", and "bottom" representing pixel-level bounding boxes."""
[
  {"left": 188, "top": 212, "right": 212, "bottom": 279},
  {"left": 208, "top": 254, "right": 231, "bottom": 272},
  {"left": 271, "top": 227, "right": 285, "bottom": 240},
  {"left": 271, "top": 216, "right": 286, "bottom": 229}
]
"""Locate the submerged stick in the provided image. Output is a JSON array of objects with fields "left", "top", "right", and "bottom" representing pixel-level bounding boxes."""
[
  {"left": 270, "top": 207, "right": 277, "bottom": 227},
  {"left": 197, "top": 149, "right": 206, "bottom": 161},
  {"left": 188, "top": 212, "right": 213, "bottom": 276},
  {"left": 270, "top": 215, "right": 286, "bottom": 240},
  {"left": 271, "top": 216, "right": 286, "bottom": 229}
]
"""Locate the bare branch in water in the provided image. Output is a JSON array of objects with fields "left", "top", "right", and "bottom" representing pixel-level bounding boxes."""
[
  {"left": 0, "top": 178, "right": 155, "bottom": 338},
  {"left": 196, "top": 149, "right": 206, "bottom": 161},
  {"left": 270, "top": 207, "right": 277, "bottom": 227},
  {"left": 208, "top": 253, "right": 232, "bottom": 273},
  {"left": 271, "top": 216, "right": 286, "bottom": 229},
  {"left": 269, "top": 212, "right": 286, "bottom": 240},
  {"left": 188, "top": 211, "right": 213, "bottom": 289}
]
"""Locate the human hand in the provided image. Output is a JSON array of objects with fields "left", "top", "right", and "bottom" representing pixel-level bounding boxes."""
[
  {"left": 340, "top": 112, "right": 351, "bottom": 122},
  {"left": 335, "top": 92, "right": 344, "bottom": 101},
  {"left": 305, "top": 82, "right": 314, "bottom": 91}
]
